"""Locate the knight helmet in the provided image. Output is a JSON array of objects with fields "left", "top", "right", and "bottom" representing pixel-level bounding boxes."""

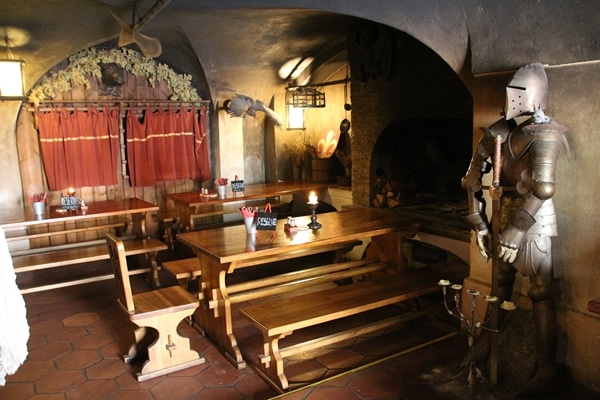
[{"left": 505, "top": 63, "right": 548, "bottom": 120}]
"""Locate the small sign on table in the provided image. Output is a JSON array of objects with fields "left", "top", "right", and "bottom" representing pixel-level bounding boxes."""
[
  {"left": 256, "top": 203, "right": 277, "bottom": 237},
  {"left": 61, "top": 196, "right": 79, "bottom": 210},
  {"left": 231, "top": 175, "right": 245, "bottom": 198}
]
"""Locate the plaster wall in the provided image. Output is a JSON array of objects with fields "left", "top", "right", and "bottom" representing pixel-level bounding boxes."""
[
  {"left": 0, "top": 102, "right": 24, "bottom": 207},
  {"left": 216, "top": 108, "right": 245, "bottom": 185}
]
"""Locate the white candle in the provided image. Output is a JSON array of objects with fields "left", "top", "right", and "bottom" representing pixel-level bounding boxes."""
[{"left": 308, "top": 192, "right": 318, "bottom": 204}]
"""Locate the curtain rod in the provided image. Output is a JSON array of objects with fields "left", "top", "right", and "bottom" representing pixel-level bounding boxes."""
[
  {"left": 27, "top": 99, "right": 210, "bottom": 113},
  {"left": 287, "top": 78, "right": 350, "bottom": 90},
  {"left": 32, "top": 99, "right": 211, "bottom": 105}
]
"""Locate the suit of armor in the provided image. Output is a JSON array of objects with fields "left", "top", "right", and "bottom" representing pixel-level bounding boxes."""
[{"left": 461, "top": 63, "right": 570, "bottom": 396}]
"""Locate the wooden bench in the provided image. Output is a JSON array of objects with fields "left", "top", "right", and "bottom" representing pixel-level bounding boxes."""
[
  {"left": 202, "top": 238, "right": 367, "bottom": 309},
  {"left": 210, "top": 257, "right": 390, "bottom": 308},
  {"left": 12, "top": 238, "right": 167, "bottom": 294},
  {"left": 1, "top": 198, "right": 164, "bottom": 294},
  {"left": 239, "top": 260, "right": 469, "bottom": 392},
  {"left": 163, "top": 239, "right": 365, "bottom": 291},
  {"left": 162, "top": 257, "right": 203, "bottom": 288}
]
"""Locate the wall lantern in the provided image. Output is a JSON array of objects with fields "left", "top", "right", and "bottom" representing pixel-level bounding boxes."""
[
  {"left": 0, "top": 34, "right": 26, "bottom": 101},
  {"left": 290, "top": 87, "right": 325, "bottom": 108}
]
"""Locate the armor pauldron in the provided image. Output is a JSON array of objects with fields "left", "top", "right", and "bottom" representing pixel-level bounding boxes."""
[
  {"left": 514, "top": 125, "right": 567, "bottom": 200},
  {"left": 533, "top": 181, "right": 555, "bottom": 200}
]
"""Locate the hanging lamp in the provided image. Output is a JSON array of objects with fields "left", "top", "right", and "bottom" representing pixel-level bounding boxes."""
[{"left": 0, "top": 33, "right": 26, "bottom": 101}]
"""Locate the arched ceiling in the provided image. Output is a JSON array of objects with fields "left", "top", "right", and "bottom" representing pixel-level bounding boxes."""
[{"left": 0, "top": 0, "right": 597, "bottom": 103}]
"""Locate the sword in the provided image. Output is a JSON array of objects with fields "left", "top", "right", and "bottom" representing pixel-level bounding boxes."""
[{"left": 488, "top": 134, "right": 503, "bottom": 385}]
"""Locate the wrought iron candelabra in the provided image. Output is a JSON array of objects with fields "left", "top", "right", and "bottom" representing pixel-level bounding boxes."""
[{"left": 437, "top": 279, "right": 516, "bottom": 395}]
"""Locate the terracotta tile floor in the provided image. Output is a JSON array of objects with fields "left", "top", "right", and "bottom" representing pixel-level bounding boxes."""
[{"left": 3, "top": 259, "right": 599, "bottom": 400}]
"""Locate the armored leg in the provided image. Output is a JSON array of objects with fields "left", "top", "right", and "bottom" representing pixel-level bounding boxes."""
[{"left": 517, "top": 267, "right": 562, "bottom": 397}]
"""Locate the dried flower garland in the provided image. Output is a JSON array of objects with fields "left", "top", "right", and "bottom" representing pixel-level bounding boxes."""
[{"left": 29, "top": 47, "right": 202, "bottom": 105}]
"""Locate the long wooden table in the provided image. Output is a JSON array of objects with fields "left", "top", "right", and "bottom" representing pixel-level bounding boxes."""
[
  {"left": 0, "top": 197, "right": 157, "bottom": 239},
  {"left": 165, "top": 181, "right": 329, "bottom": 232},
  {"left": 176, "top": 207, "right": 424, "bottom": 368},
  {"left": 2, "top": 198, "right": 163, "bottom": 293}
]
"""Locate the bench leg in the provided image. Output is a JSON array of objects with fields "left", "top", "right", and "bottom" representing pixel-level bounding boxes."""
[
  {"left": 141, "top": 251, "right": 161, "bottom": 289},
  {"left": 160, "top": 216, "right": 180, "bottom": 252},
  {"left": 257, "top": 331, "right": 293, "bottom": 392},
  {"left": 123, "top": 326, "right": 150, "bottom": 363},
  {"left": 132, "top": 309, "right": 205, "bottom": 381}
]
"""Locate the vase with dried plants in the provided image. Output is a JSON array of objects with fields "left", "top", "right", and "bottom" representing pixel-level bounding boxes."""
[
  {"left": 285, "top": 135, "right": 308, "bottom": 180},
  {"left": 335, "top": 148, "right": 352, "bottom": 185}
]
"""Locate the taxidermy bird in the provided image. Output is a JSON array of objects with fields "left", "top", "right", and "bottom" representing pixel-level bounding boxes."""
[{"left": 226, "top": 94, "right": 283, "bottom": 127}]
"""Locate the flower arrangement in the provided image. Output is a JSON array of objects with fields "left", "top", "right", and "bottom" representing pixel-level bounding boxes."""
[
  {"left": 335, "top": 148, "right": 352, "bottom": 176},
  {"left": 30, "top": 192, "right": 47, "bottom": 203},
  {"left": 29, "top": 47, "right": 203, "bottom": 105},
  {"left": 214, "top": 177, "right": 228, "bottom": 186},
  {"left": 285, "top": 135, "right": 308, "bottom": 167}
]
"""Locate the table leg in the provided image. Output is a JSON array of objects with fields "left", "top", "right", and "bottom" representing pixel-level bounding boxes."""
[
  {"left": 131, "top": 211, "right": 148, "bottom": 238},
  {"left": 193, "top": 252, "right": 246, "bottom": 369},
  {"left": 146, "top": 250, "right": 161, "bottom": 288},
  {"left": 366, "top": 226, "right": 421, "bottom": 274},
  {"left": 174, "top": 204, "right": 194, "bottom": 232}
]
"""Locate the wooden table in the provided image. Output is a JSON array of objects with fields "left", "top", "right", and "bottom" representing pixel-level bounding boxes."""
[
  {"left": 177, "top": 207, "right": 424, "bottom": 368},
  {"left": 165, "top": 181, "right": 329, "bottom": 232},
  {"left": 0, "top": 197, "right": 158, "bottom": 239},
  {"left": 2, "top": 198, "right": 162, "bottom": 293}
]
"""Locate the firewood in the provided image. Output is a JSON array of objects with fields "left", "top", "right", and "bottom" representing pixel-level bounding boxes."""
[{"left": 387, "top": 198, "right": 400, "bottom": 208}]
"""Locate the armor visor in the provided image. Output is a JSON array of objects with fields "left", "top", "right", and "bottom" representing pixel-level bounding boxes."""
[{"left": 505, "top": 63, "right": 548, "bottom": 120}]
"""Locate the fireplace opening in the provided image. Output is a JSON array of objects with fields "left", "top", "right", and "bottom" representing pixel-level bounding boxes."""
[{"left": 370, "top": 117, "right": 472, "bottom": 241}]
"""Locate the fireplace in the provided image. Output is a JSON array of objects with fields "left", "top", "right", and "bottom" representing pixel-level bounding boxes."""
[
  {"left": 345, "top": 21, "right": 474, "bottom": 257},
  {"left": 369, "top": 117, "right": 472, "bottom": 242}
]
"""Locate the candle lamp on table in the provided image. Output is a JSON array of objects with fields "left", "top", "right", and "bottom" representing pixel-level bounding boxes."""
[{"left": 307, "top": 191, "right": 322, "bottom": 230}]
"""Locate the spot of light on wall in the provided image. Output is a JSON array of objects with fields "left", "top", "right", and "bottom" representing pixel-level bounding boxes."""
[{"left": 279, "top": 56, "right": 314, "bottom": 84}]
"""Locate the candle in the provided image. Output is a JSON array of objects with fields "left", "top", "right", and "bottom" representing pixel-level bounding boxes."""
[
  {"left": 67, "top": 187, "right": 76, "bottom": 196},
  {"left": 308, "top": 192, "right": 318, "bottom": 204}
]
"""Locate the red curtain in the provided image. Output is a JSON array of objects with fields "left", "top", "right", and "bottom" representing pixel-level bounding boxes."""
[
  {"left": 37, "top": 107, "right": 120, "bottom": 191},
  {"left": 126, "top": 107, "right": 211, "bottom": 187}
]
